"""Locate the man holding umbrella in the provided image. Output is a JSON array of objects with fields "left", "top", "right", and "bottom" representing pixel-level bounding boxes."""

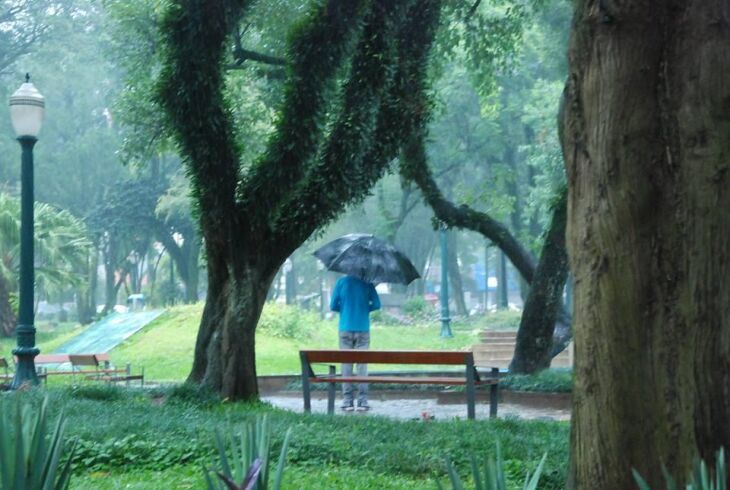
[
  {"left": 330, "top": 273, "right": 380, "bottom": 411},
  {"left": 315, "top": 234, "right": 420, "bottom": 412}
]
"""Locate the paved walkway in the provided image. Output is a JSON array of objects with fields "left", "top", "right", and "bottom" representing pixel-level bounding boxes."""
[{"left": 263, "top": 394, "right": 570, "bottom": 421}]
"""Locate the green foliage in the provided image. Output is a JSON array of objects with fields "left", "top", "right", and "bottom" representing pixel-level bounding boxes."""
[
  {"left": 0, "top": 194, "right": 90, "bottom": 301},
  {"left": 16, "top": 386, "right": 567, "bottom": 487},
  {"left": 73, "top": 433, "right": 202, "bottom": 473},
  {"left": 205, "top": 416, "right": 291, "bottom": 490},
  {"left": 65, "top": 384, "right": 125, "bottom": 402},
  {"left": 402, "top": 296, "right": 435, "bottom": 320},
  {"left": 632, "top": 449, "right": 727, "bottom": 490},
  {"left": 163, "top": 382, "right": 221, "bottom": 408},
  {"left": 0, "top": 396, "right": 76, "bottom": 490},
  {"left": 501, "top": 369, "right": 572, "bottom": 393},
  {"left": 438, "top": 443, "right": 547, "bottom": 490},
  {"left": 257, "top": 303, "right": 318, "bottom": 340}
]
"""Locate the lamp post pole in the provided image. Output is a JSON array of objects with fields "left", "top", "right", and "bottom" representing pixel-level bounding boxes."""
[
  {"left": 439, "top": 225, "right": 452, "bottom": 338},
  {"left": 12, "top": 136, "right": 40, "bottom": 388},
  {"left": 9, "top": 74, "right": 44, "bottom": 389}
]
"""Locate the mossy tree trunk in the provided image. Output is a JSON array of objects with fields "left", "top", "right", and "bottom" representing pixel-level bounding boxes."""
[
  {"left": 509, "top": 191, "right": 568, "bottom": 372},
  {"left": 401, "top": 132, "right": 571, "bottom": 370},
  {"left": 563, "top": 1, "right": 730, "bottom": 486},
  {"left": 159, "top": 0, "right": 442, "bottom": 400}
]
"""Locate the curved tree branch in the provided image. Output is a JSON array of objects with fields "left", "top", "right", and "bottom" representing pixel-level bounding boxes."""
[{"left": 400, "top": 134, "right": 538, "bottom": 282}]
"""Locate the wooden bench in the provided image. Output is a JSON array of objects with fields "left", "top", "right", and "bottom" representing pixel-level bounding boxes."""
[
  {"left": 34, "top": 353, "right": 144, "bottom": 386},
  {"left": 0, "top": 357, "right": 47, "bottom": 385},
  {"left": 299, "top": 350, "right": 500, "bottom": 420},
  {"left": 69, "top": 354, "right": 144, "bottom": 386}
]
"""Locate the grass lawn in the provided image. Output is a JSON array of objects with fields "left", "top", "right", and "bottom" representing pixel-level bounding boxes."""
[
  {"left": 109, "top": 304, "right": 521, "bottom": 382},
  {"left": 6, "top": 385, "right": 567, "bottom": 489},
  {"left": 0, "top": 321, "right": 87, "bottom": 359}
]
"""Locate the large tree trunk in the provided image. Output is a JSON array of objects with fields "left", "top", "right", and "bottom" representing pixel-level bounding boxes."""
[
  {"left": 564, "top": 2, "right": 730, "bottom": 487},
  {"left": 188, "top": 245, "right": 276, "bottom": 400},
  {"left": 76, "top": 249, "right": 98, "bottom": 324},
  {"left": 0, "top": 273, "right": 16, "bottom": 337},
  {"left": 509, "top": 190, "right": 568, "bottom": 373}
]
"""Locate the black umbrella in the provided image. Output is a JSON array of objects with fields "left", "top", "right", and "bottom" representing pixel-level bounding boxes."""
[{"left": 313, "top": 234, "right": 420, "bottom": 285}]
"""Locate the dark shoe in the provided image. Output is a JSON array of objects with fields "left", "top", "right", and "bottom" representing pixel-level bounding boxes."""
[
  {"left": 341, "top": 401, "right": 354, "bottom": 412},
  {"left": 356, "top": 401, "right": 370, "bottom": 412}
]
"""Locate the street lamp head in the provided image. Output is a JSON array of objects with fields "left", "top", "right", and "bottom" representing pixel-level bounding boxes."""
[{"left": 9, "top": 74, "right": 45, "bottom": 138}]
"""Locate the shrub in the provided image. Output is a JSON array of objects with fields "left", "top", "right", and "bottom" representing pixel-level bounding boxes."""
[
  {"left": 0, "top": 396, "right": 76, "bottom": 489},
  {"left": 501, "top": 369, "right": 573, "bottom": 393},
  {"left": 633, "top": 448, "right": 726, "bottom": 490},
  {"left": 402, "top": 297, "right": 435, "bottom": 320},
  {"left": 65, "top": 383, "right": 125, "bottom": 402},
  {"left": 438, "top": 443, "right": 546, "bottom": 490},
  {"left": 257, "top": 304, "right": 320, "bottom": 340},
  {"left": 164, "top": 382, "right": 221, "bottom": 408},
  {"left": 204, "top": 415, "right": 291, "bottom": 490}
]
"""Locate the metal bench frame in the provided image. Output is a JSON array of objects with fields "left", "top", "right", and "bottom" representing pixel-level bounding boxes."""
[{"left": 299, "top": 349, "right": 500, "bottom": 420}]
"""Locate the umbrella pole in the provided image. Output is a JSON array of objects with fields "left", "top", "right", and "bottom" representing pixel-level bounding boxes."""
[{"left": 439, "top": 227, "right": 453, "bottom": 338}]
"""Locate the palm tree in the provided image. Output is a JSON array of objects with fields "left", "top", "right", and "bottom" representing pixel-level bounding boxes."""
[{"left": 0, "top": 194, "right": 90, "bottom": 336}]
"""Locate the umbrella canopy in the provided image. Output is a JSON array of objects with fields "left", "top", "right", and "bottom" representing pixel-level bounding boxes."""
[{"left": 314, "top": 234, "right": 420, "bottom": 285}]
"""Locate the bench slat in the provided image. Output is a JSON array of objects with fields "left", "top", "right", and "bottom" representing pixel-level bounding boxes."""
[
  {"left": 35, "top": 354, "right": 71, "bottom": 364},
  {"left": 302, "top": 350, "right": 474, "bottom": 365},
  {"left": 312, "top": 375, "right": 497, "bottom": 385}
]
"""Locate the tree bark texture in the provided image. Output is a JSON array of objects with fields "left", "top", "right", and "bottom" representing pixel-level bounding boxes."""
[
  {"left": 564, "top": 2, "right": 730, "bottom": 487},
  {"left": 509, "top": 191, "right": 568, "bottom": 373},
  {"left": 187, "top": 240, "right": 275, "bottom": 399}
]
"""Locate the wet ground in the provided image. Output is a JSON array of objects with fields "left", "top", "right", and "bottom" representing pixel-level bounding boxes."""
[{"left": 263, "top": 393, "right": 570, "bottom": 421}]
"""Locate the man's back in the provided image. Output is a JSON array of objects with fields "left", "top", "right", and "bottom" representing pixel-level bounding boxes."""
[{"left": 330, "top": 275, "right": 381, "bottom": 332}]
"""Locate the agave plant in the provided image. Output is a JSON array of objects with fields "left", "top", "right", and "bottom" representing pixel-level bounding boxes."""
[
  {"left": 204, "top": 415, "right": 291, "bottom": 490},
  {"left": 633, "top": 448, "right": 727, "bottom": 490},
  {"left": 438, "top": 443, "right": 547, "bottom": 490},
  {"left": 0, "top": 396, "right": 76, "bottom": 489}
]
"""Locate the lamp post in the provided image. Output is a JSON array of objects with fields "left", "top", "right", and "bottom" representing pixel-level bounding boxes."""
[
  {"left": 317, "top": 261, "right": 325, "bottom": 319},
  {"left": 9, "top": 74, "right": 44, "bottom": 389},
  {"left": 439, "top": 225, "right": 452, "bottom": 338}
]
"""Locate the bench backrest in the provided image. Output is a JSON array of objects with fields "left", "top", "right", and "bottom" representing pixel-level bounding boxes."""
[
  {"left": 35, "top": 354, "right": 71, "bottom": 364},
  {"left": 95, "top": 352, "right": 111, "bottom": 363},
  {"left": 301, "top": 350, "right": 475, "bottom": 365},
  {"left": 68, "top": 354, "right": 99, "bottom": 368}
]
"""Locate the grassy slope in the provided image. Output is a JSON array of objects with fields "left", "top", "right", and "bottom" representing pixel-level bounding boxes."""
[
  {"left": 0, "top": 321, "right": 87, "bottom": 359},
  {"left": 110, "top": 304, "right": 518, "bottom": 382}
]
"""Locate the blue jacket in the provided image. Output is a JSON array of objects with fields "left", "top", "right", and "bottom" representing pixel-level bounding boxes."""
[{"left": 330, "top": 275, "right": 381, "bottom": 332}]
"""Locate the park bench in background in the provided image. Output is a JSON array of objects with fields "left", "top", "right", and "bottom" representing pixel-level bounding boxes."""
[
  {"left": 33, "top": 353, "right": 144, "bottom": 386},
  {"left": 299, "top": 349, "right": 500, "bottom": 420},
  {"left": 0, "top": 356, "right": 47, "bottom": 385}
]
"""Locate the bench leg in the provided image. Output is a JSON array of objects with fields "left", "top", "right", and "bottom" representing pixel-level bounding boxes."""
[
  {"left": 300, "top": 353, "right": 311, "bottom": 414},
  {"left": 490, "top": 367, "right": 499, "bottom": 418},
  {"left": 327, "top": 365, "right": 336, "bottom": 415},
  {"left": 466, "top": 363, "right": 476, "bottom": 420}
]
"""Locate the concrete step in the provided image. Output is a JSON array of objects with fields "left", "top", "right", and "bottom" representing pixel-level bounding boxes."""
[
  {"left": 477, "top": 340, "right": 516, "bottom": 346},
  {"left": 472, "top": 346, "right": 516, "bottom": 354},
  {"left": 479, "top": 331, "right": 517, "bottom": 340}
]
